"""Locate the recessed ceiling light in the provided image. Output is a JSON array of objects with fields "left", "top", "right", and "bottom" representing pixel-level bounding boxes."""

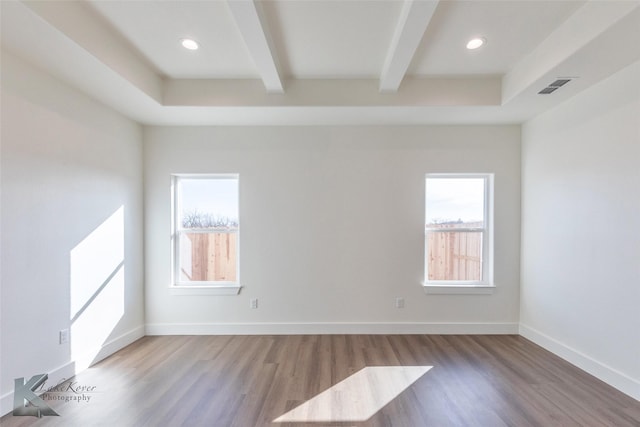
[
  {"left": 181, "top": 38, "right": 199, "bottom": 51},
  {"left": 466, "top": 37, "right": 486, "bottom": 50}
]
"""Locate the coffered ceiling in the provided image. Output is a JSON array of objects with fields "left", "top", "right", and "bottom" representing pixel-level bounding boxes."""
[{"left": 1, "top": 0, "right": 639, "bottom": 125}]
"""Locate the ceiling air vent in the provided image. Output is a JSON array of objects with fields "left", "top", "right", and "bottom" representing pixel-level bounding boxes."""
[
  {"left": 538, "top": 87, "right": 558, "bottom": 95},
  {"left": 538, "top": 78, "right": 573, "bottom": 95}
]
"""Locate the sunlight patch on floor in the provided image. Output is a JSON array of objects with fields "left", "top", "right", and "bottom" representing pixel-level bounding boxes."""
[{"left": 273, "top": 366, "right": 432, "bottom": 423}]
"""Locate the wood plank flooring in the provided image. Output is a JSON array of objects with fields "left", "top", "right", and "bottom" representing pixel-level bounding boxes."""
[{"left": 2, "top": 335, "right": 638, "bottom": 426}]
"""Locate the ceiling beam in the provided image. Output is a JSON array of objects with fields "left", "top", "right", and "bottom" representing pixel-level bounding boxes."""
[
  {"left": 227, "top": 0, "right": 284, "bottom": 94},
  {"left": 379, "top": 0, "right": 439, "bottom": 93}
]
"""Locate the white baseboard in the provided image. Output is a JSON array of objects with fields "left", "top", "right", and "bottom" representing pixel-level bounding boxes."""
[
  {"left": 0, "top": 325, "right": 145, "bottom": 417},
  {"left": 99, "top": 325, "right": 145, "bottom": 362},
  {"left": 73, "top": 325, "right": 145, "bottom": 371},
  {"left": 519, "top": 324, "right": 640, "bottom": 401},
  {"left": 145, "top": 322, "right": 519, "bottom": 336}
]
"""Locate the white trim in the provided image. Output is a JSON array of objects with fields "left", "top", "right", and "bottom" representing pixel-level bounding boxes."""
[
  {"left": 427, "top": 227, "right": 484, "bottom": 233},
  {"left": 145, "top": 322, "right": 518, "bottom": 336},
  {"left": 0, "top": 326, "right": 145, "bottom": 417},
  {"left": 423, "top": 284, "right": 495, "bottom": 295},
  {"left": 100, "top": 325, "right": 145, "bottom": 358},
  {"left": 170, "top": 285, "right": 242, "bottom": 296},
  {"left": 519, "top": 324, "right": 640, "bottom": 401},
  {"left": 172, "top": 173, "right": 239, "bottom": 180},
  {"left": 177, "top": 228, "right": 237, "bottom": 235},
  {"left": 73, "top": 326, "right": 145, "bottom": 371}
]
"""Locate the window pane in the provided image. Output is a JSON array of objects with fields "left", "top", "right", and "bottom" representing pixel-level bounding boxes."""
[
  {"left": 180, "top": 178, "right": 238, "bottom": 228},
  {"left": 427, "top": 231, "right": 482, "bottom": 281},
  {"left": 179, "top": 232, "right": 237, "bottom": 282},
  {"left": 426, "top": 178, "right": 484, "bottom": 228},
  {"left": 175, "top": 176, "right": 239, "bottom": 285}
]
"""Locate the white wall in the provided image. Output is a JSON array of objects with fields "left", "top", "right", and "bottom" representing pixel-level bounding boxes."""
[
  {"left": 521, "top": 61, "right": 640, "bottom": 399},
  {"left": 0, "top": 52, "right": 145, "bottom": 414},
  {"left": 144, "top": 125, "right": 521, "bottom": 334}
]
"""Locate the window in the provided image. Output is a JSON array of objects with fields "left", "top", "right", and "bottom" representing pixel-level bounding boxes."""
[
  {"left": 172, "top": 175, "right": 240, "bottom": 292},
  {"left": 424, "top": 174, "right": 493, "bottom": 293}
]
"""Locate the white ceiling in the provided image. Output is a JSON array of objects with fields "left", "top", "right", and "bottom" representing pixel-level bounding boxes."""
[
  {"left": 407, "top": 0, "right": 583, "bottom": 75},
  {"left": 1, "top": 0, "right": 639, "bottom": 126},
  {"left": 91, "top": 0, "right": 260, "bottom": 79}
]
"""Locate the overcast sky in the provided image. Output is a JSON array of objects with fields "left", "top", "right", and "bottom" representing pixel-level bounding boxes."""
[
  {"left": 180, "top": 178, "right": 238, "bottom": 220},
  {"left": 426, "top": 178, "right": 484, "bottom": 224}
]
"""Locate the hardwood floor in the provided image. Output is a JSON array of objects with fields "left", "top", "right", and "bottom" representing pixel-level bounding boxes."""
[{"left": 2, "top": 335, "right": 638, "bottom": 426}]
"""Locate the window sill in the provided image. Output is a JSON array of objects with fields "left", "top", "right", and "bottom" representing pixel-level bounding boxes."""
[
  {"left": 422, "top": 283, "right": 495, "bottom": 295},
  {"left": 170, "top": 285, "right": 242, "bottom": 296}
]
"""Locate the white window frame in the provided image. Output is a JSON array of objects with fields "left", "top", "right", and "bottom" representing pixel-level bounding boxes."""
[
  {"left": 171, "top": 174, "right": 241, "bottom": 295},
  {"left": 423, "top": 173, "right": 494, "bottom": 295}
]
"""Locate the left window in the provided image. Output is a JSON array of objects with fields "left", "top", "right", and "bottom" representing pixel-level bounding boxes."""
[{"left": 172, "top": 175, "right": 239, "bottom": 289}]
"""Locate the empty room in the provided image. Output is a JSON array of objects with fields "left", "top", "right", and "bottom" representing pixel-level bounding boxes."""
[{"left": 1, "top": 0, "right": 639, "bottom": 426}]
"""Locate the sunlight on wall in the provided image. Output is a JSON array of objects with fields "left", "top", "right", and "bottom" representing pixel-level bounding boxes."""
[
  {"left": 273, "top": 366, "right": 432, "bottom": 423},
  {"left": 70, "top": 206, "right": 125, "bottom": 371}
]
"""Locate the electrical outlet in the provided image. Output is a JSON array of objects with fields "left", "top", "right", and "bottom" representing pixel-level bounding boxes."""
[
  {"left": 250, "top": 298, "right": 258, "bottom": 309},
  {"left": 59, "top": 329, "right": 69, "bottom": 344},
  {"left": 395, "top": 297, "right": 405, "bottom": 309}
]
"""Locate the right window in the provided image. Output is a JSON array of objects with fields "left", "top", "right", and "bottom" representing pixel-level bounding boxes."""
[{"left": 425, "top": 174, "right": 493, "bottom": 288}]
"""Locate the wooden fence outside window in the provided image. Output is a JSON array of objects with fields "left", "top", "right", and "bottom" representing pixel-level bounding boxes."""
[
  {"left": 427, "top": 222, "right": 482, "bottom": 281},
  {"left": 180, "top": 232, "right": 237, "bottom": 282}
]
